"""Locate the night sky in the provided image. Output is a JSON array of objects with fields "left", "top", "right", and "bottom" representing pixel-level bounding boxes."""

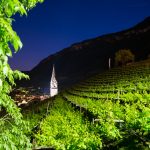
[{"left": 9, "top": 0, "right": 150, "bottom": 71}]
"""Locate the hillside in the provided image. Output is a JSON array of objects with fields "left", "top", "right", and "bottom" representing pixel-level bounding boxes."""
[
  {"left": 21, "top": 17, "right": 150, "bottom": 91},
  {"left": 24, "top": 59, "right": 150, "bottom": 149}
]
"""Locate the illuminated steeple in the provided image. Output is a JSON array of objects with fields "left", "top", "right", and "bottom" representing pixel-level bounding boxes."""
[{"left": 50, "top": 65, "right": 58, "bottom": 97}]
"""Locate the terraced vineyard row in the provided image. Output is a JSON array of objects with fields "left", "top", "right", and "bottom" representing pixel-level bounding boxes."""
[
  {"left": 34, "top": 96, "right": 102, "bottom": 149},
  {"left": 34, "top": 59, "right": 150, "bottom": 149}
]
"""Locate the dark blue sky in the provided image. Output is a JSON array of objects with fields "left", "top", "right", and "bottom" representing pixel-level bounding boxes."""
[{"left": 9, "top": 0, "right": 150, "bottom": 71}]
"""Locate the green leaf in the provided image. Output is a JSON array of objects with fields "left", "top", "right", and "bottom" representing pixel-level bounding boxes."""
[
  {"left": 0, "top": 44, "right": 4, "bottom": 55},
  {"left": 5, "top": 48, "right": 12, "bottom": 57},
  {"left": 0, "top": 78, "right": 2, "bottom": 87},
  {"left": 3, "top": 65, "right": 8, "bottom": 75}
]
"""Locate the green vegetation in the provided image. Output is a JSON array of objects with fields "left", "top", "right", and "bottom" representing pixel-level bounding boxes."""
[
  {"left": 0, "top": 2, "right": 149, "bottom": 149},
  {"left": 115, "top": 49, "right": 135, "bottom": 66},
  {"left": 0, "top": 0, "right": 44, "bottom": 149},
  {"left": 27, "top": 59, "right": 150, "bottom": 149},
  {"left": 35, "top": 96, "right": 102, "bottom": 149}
]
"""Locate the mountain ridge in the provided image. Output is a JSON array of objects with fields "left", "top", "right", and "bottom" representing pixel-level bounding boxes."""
[{"left": 21, "top": 17, "right": 150, "bottom": 92}]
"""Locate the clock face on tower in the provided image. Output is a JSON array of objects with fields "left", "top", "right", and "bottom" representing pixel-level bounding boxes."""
[{"left": 51, "top": 79, "right": 57, "bottom": 88}]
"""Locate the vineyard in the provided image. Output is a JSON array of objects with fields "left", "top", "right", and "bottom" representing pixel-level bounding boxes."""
[{"left": 25, "top": 59, "right": 150, "bottom": 149}]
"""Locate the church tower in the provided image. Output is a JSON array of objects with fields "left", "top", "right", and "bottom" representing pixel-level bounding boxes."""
[{"left": 50, "top": 65, "right": 58, "bottom": 97}]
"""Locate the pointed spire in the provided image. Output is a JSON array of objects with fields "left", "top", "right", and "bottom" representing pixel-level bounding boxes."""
[
  {"left": 50, "top": 65, "right": 58, "bottom": 97},
  {"left": 51, "top": 65, "right": 56, "bottom": 80}
]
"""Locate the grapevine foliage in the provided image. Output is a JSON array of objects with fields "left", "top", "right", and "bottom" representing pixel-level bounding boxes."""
[{"left": 34, "top": 60, "right": 150, "bottom": 149}]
